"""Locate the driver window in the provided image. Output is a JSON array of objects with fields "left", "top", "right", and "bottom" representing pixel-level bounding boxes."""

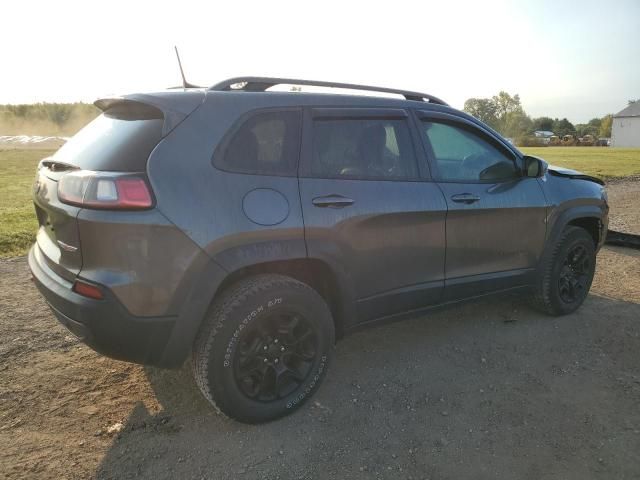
[
  {"left": 421, "top": 121, "right": 518, "bottom": 182},
  {"left": 311, "top": 118, "right": 418, "bottom": 180}
]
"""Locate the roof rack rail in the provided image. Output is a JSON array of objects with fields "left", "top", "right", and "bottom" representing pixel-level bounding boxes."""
[{"left": 209, "top": 77, "right": 448, "bottom": 106}]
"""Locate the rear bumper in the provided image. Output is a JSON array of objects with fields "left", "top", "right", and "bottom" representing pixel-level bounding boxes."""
[{"left": 28, "top": 245, "right": 176, "bottom": 366}]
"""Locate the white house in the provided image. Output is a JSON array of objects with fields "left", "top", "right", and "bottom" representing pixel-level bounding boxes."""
[
  {"left": 612, "top": 102, "right": 640, "bottom": 147},
  {"left": 533, "top": 130, "right": 555, "bottom": 145}
]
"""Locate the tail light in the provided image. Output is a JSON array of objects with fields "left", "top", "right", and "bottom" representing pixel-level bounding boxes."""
[{"left": 58, "top": 171, "right": 153, "bottom": 210}]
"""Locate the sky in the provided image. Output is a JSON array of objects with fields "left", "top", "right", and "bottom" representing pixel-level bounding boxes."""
[{"left": 1, "top": 0, "right": 638, "bottom": 124}]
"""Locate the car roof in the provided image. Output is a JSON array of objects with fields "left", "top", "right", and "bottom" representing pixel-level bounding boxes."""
[
  {"left": 106, "top": 76, "right": 450, "bottom": 113},
  {"left": 102, "top": 88, "right": 449, "bottom": 113},
  {"left": 205, "top": 89, "right": 451, "bottom": 111}
]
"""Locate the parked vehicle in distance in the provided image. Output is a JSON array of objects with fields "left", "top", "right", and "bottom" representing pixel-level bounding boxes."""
[
  {"left": 578, "top": 134, "right": 596, "bottom": 146},
  {"left": 29, "top": 77, "right": 608, "bottom": 423}
]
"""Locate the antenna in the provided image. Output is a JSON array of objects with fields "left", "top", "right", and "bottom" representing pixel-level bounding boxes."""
[{"left": 174, "top": 46, "right": 199, "bottom": 88}]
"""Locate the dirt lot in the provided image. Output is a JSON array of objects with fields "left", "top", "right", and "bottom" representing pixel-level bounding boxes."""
[
  {"left": 606, "top": 176, "right": 640, "bottom": 235},
  {"left": 1, "top": 181, "right": 639, "bottom": 480}
]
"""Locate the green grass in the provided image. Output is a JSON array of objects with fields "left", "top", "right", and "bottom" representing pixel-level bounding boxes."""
[
  {"left": 0, "top": 149, "right": 54, "bottom": 258},
  {"left": 520, "top": 147, "right": 640, "bottom": 178},
  {"left": 1, "top": 147, "right": 639, "bottom": 258}
]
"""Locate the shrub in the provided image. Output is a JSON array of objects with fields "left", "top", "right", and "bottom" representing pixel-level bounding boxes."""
[{"left": 516, "top": 136, "right": 546, "bottom": 147}]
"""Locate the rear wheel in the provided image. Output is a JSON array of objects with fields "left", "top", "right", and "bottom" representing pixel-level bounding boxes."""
[
  {"left": 192, "top": 274, "right": 334, "bottom": 423},
  {"left": 531, "top": 226, "right": 596, "bottom": 315}
]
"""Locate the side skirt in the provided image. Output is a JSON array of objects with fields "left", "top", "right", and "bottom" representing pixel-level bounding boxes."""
[{"left": 344, "top": 284, "right": 531, "bottom": 335}]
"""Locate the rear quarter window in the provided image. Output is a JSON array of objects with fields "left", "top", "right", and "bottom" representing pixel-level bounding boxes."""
[
  {"left": 52, "top": 104, "right": 163, "bottom": 172},
  {"left": 214, "top": 110, "right": 302, "bottom": 176}
]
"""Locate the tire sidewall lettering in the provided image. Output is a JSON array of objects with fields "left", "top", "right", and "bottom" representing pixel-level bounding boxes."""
[
  {"left": 286, "top": 355, "right": 327, "bottom": 409},
  {"left": 222, "top": 298, "right": 282, "bottom": 368}
]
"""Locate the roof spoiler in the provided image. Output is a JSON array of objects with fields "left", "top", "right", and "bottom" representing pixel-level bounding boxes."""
[{"left": 94, "top": 91, "right": 205, "bottom": 136}]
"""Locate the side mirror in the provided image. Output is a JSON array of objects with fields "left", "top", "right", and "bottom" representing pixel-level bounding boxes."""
[{"left": 523, "top": 155, "right": 548, "bottom": 178}]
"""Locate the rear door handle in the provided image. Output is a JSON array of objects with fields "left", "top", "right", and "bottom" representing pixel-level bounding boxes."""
[
  {"left": 312, "top": 195, "right": 354, "bottom": 208},
  {"left": 451, "top": 193, "right": 481, "bottom": 204}
]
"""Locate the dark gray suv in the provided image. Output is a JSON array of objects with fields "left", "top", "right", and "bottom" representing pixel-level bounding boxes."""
[{"left": 29, "top": 77, "right": 608, "bottom": 423}]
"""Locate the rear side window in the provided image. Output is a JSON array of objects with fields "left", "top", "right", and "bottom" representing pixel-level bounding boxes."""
[
  {"left": 52, "top": 104, "right": 163, "bottom": 172},
  {"left": 311, "top": 118, "right": 418, "bottom": 180},
  {"left": 215, "top": 110, "right": 302, "bottom": 176}
]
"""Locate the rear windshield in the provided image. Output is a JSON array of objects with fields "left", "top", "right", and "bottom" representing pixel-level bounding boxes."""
[{"left": 52, "top": 104, "right": 163, "bottom": 172}]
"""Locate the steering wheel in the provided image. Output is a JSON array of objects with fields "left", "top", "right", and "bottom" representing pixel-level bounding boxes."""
[{"left": 478, "top": 161, "right": 517, "bottom": 181}]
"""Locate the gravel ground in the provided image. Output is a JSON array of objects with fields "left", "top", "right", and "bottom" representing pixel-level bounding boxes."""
[
  {"left": 606, "top": 176, "right": 640, "bottom": 235},
  {"left": 1, "top": 180, "right": 639, "bottom": 480}
]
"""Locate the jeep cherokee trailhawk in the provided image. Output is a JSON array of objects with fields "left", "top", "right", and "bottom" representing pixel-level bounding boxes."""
[{"left": 29, "top": 77, "right": 608, "bottom": 423}]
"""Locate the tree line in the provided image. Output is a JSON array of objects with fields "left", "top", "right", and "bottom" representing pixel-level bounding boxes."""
[
  {"left": 463, "top": 92, "right": 613, "bottom": 146},
  {"left": 0, "top": 97, "right": 628, "bottom": 144},
  {"left": 0, "top": 102, "right": 99, "bottom": 136}
]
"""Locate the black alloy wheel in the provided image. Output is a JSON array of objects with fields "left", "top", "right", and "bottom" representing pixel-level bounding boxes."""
[
  {"left": 234, "top": 312, "right": 318, "bottom": 401},
  {"left": 558, "top": 244, "right": 591, "bottom": 304}
]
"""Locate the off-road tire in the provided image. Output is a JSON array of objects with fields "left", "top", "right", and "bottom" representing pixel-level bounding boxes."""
[
  {"left": 531, "top": 226, "right": 596, "bottom": 316},
  {"left": 191, "top": 274, "right": 335, "bottom": 423}
]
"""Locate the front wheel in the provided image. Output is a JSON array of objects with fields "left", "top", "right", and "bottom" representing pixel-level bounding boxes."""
[
  {"left": 192, "top": 274, "right": 335, "bottom": 423},
  {"left": 531, "top": 226, "right": 596, "bottom": 315}
]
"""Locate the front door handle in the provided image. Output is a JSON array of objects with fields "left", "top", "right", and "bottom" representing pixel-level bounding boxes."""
[
  {"left": 312, "top": 195, "right": 355, "bottom": 208},
  {"left": 451, "top": 193, "right": 481, "bottom": 204}
]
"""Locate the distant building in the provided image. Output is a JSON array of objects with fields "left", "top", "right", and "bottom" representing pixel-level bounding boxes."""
[
  {"left": 534, "top": 130, "right": 555, "bottom": 138},
  {"left": 534, "top": 130, "right": 555, "bottom": 145},
  {"left": 612, "top": 102, "right": 640, "bottom": 147}
]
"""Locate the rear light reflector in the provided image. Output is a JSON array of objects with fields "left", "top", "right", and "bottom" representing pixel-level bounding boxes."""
[
  {"left": 58, "top": 171, "right": 153, "bottom": 210},
  {"left": 73, "top": 280, "right": 104, "bottom": 300}
]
